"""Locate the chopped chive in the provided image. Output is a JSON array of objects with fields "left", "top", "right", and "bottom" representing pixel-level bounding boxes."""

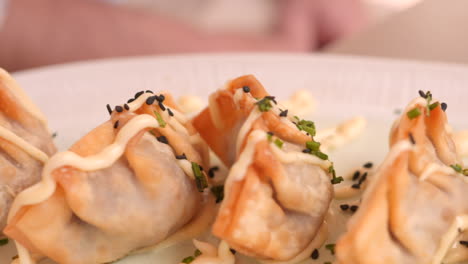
[
  {"left": 325, "top": 244, "right": 336, "bottom": 255},
  {"left": 274, "top": 138, "right": 284, "bottom": 149},
  {"left": 451, "top": 164, "right": 462, "bottom": 173},
  {"left": 256, "top": 97, "right": 273, "bottom": 112},
  {"left": 407, "top": 108, "right": 421, "bottom": 119},
  {"left": 267, "top": 131, "right": 274, "bottom": 141},
  {"left": 331, "top": 176, "right": 344, "bottom": 185},
  {"left": 462, "top": 169, "right": 468, "bottom": 176},
  {"left": 0, "top": 238, "right": 8, "bottom": 246},
  {"left": 210, "top": 185, "right": 224, "bottom": 203},
  {"left": 192, "top": 162, "right": 208, "bottom": 192},
  {"left": 194, "top": 249, "right": 202, "bottom": 257},
  {"left": 154, "top": 111, "right": 166, "bottom": 128},
  {"left": 181, "top": 256, "right": 195, "bottom": 264},
  {"left": 314, "top": 151, "right": 328, "bottom": 160},
  {"left": 429, "top": 102, "right": 439, "bottom": 111},
  {"left": 295, "top": 118, "right": 316, "bottom": 136},
  {"left": 306, "top": 141, "right": 321, "bottom": 151}
]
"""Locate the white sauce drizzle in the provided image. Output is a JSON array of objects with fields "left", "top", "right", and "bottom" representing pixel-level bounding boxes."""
[
  {"left": 315, "top": 116, "right": 367, "bottom": 152},
  {"left": 419, "top": 163, "right": 454, "bottom": 181},
  {"left": 269, "top": 144, "right": 331, "bottom": 170},
  {"left": 279, "top": 89, "right": 316, "bottom": 118},
  {"left": 0, "top": 125, "right": 48, "bottom": 163},
  {"left": 189, "top": 240, "right": 235, "bottom": 264},
  {"left": 433, "top": 215, "right": 468, "bottom": 264}
]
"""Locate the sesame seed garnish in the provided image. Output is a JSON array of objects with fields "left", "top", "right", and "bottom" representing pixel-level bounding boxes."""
[
  {"left": 358, "top": 172, "right": 368, "bottom": 185},
  {"left": 230, "top": 248, "right": 237, "bottom": 254},
  {"left": 352, "top": 171, "right": 360, "bottom": 181},
  {"left": 351, "top": 184, "right": 360, "bottom": 189},
  {"left": 124, "top": 104, "right": 130, "bottom": 110},
  {"left": 127, "top": 98, "right": 135, "bottom": 103},
  {"left": 409, "top": 133, "right": 416, "bottom": 145},
  {"left": 460, "top": 240, "right": 468, "bottom": 247},
  {"left": 52, "top": 132, "right": 58, "bottom": 138},
  {"left": 418, "top": 90, "right": 427, "bottom": 98},
  {"left": 176, "top": 153, "right": 187, "bottom": 160},
  {"left": 157, "top": 136, "right": 169, "bottom": 144},
  {"left": 134, "top": 91, "right": 144, "bottom": 99},
  {"left": 159, "top": 102, "right": 166, "bottom": 111},
  {"left": 113, "top": 120, "right": 119, "bottom": 129},
  {"left": 441, "top": 102, "right": 447, "bottom": 111},
  {"left": 167, "top": 108, "right": 174, "bottom": 116},
  {"left": 115, "top": 106, "right": 123, "bottom": 113},
  {"left": 363, "top": 162, "right": 373, "bottom": 168},
  {"left": 350, "top": 205, "right": 359, "bottom": 212},
  {"left": 242, "top": 86, "right": 250, "bottom": 93},
  {"left": 208, "top": 166, "right": 219, "bottom": 178},
  {"left": 267, "top": 131, "right": 274, "bottom": 136},
  {"left": 340, "top": 204, "right": 349, "bottom": 211},
  {"left": 156, "top": 94, "right": 165, "bottom": 102},
  {"left": 302, "top": 148, "right": 312, "bottom": 153},
  {"left": 106, "top": 104, "right": 112, "bottom": 115},
  {"left": 279, "top": 109, "right": 288, "bottom": 117},
  {"left": 145, "top": 90, "right": 153, "bottom": 94},
  {"left": 310, "top": 249, "right": 319, "bottom": 260},
  {"left": 146, "top": 96, "right": 156, "bottom": 105}
]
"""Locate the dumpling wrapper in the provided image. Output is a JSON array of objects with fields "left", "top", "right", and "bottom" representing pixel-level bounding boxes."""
[
  {"left": 4, "top": 93, "right": 209, "bottom": 264},
  {"left": 193, "top": 75, "right": 333, "bottom": 261},
  {"left": 0, "top": 69, "right": 56, "bottom": 231},
  {"left": 336, "top": 100, "right": 468, "bottom": 264}
]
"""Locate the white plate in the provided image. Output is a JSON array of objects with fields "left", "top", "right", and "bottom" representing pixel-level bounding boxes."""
[{"left": 2, "top": 53, "right": 468, "bottom": 264}]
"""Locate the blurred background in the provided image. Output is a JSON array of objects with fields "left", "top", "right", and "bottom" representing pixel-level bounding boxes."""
[{"left": 2, "top": 0, "right": 463, "bottom": 72}]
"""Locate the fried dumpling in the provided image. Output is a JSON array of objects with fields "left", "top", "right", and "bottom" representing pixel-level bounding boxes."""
[
  {"left": 0, "top": 69, "right": 56, "bottom": 231},
  {"left": 336, "top": 95, "right": 468, "bottom": 264},
  {"left": 193, "top": 75, "right": 334, "bottom": 261},
  {"left": 4, "top": 92, "right": 210, "bottom": 264}
]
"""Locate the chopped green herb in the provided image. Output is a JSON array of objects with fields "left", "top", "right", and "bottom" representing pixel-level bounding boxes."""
[
  {"left": 331, "top": 176, "right": 344, "bottom": 184},
  {"left": 274, "top": 138, "right": 284, "bottom": 149},
  {"left": 211, "top": 185, "right": 224, "bottom": 203},
  {"left": 267, "top": 132, "right": 273, "bottom": 141},
  {"left": 192, "top": 162, "right": 208, "bottom": 192},
  {"left": 314, "top": 151, "right": 328, "bottom": 160},
  {"left": 306, "top": 141, "right": 321, "bottom": 151},
  {"left": 294, "top": 117, "right": 316, "bottom": 136},
  {"left": 325, "top": 244, "right": 336, "bottom": 255},
  {"left": 451, "top": 164, "right": 462, "bottom": 173},
  {"left": 181, "top": 256, "right": 195, "bottom": 264},
  {"left": 407, "top": 108, "right": 421, "bottom": 119},
  {"left": 463, "top": 169, "right": 468, "bottom": 176},
  {"left": 154, "top": 111, "right": 166, "bottom": 127},
  {"left": 256, "top": 97, "right": 273, "bottom": 112},
  {"left": 0, "top": 238, "right": 8, "bottom": 246},
  {"left": 429, "top": 102, "right": 439, "bottom": 111},
  {"left": 329, "top": 165, "right": 344, "bottom": 184},
  {"left": 194, "top": 249, "right": 202, "bottom": 257}
]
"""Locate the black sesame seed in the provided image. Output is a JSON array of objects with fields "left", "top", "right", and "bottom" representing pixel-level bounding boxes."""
[
  {"left": 208, "top": 166, "right": 219, "bottom": 178},
  {"left": 242, "top": 86, "right": 250, "bottom": 93},
  {"left": 302, "top": 148, "right": 312, "bottom": 153},
  {"left": 106, "top": 104, "right": 112, "bottom": 115},
  {"left": 115, "top": 106, "right": 123, "bottom": 112},
  {"left": 352, "top": 171, "right": 360, "bottom": 181},
  {"left": 113, "top": 120, "right": 119, "bottom": 129},
  {"left": 199, "top": 165, "right": 204, "bottom": 171},
  {"left": 363, "top": 162, "right": 373, "bottom": 168},
  {"left": 279, "top": 109, "right": 288, "bottom": 117},
  {"left": 267, "top": 131, "right": 274, "bottom": 136},
  {"left": 167, "top": 108, "right": 174, "bottom": 116},
  {"left": 146, "top": 96, "right": 157, "bottom": 105},
  {"left": 145, "top": 90, "right": 153, "bottom": 94},
  {"left": 229, "top": 249, "right": 237, "bottom": 254},
  {"left": 134, "top": 91, "right": 144, "bottom": 99},
  {"left": 350, "top": 205, "right": 359, "bottom": 212},
  {"left": 127, "top": 98, "right": 135, "bottom": 103},
  {"left": 460, "top": 240, "right": 468, "bottom": 247},
  {"left": 157, "top": 136, "right": 169, "bottom": 144},
  {"left": 351, "top": 183, "right": 360, "bottom": 189},
  {"left": 418, "top": 90, "right": 427, "bottom": 98},
  {"left": 409, "top": 133, "right": 416, "bottom": 145},
  {"left": 52, "top": 132, "right": 58, "bottom": 138},
  {"left": 159, "top": 102, "right": 166, "bottom": 111},
  {"left": 358, "top": 172, "right": 368, "bottom": 185},
  {"left": 311, "top": 249, "right": 319, "bottom": 260},
  {"left": 441, "top": 102, "right": 447, "bottom": 111},
  {"left": 124, "top": 104, "right": 130, "bottom": 110},
  {"left": 340, "top": 204, "right": 349, "bottom": 211},
  {"left": 156, "top": 94, "right": 165, "bottom": 102},
  {"left": 176, "top": 153, "right": 187, "bottom": 160},
  {"left": 265, "top": 96, "right": 277, "bottom": 104}
]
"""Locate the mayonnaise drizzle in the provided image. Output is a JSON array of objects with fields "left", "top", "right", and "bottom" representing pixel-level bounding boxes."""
[
  {"left": 433, "top": 215, "right": 468, "bottom": 264},
  {"left": 315, "top": 116, "right": 366, "bottom": 152},
  {"left": 190, "top": 240, "right": 235, "bottom": 264},
  {"left": 419, "top": 163, "right": 454, "bottom": 182},
  {"left": 0, "top": 125, "right": 48, "bottom": 163}
]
